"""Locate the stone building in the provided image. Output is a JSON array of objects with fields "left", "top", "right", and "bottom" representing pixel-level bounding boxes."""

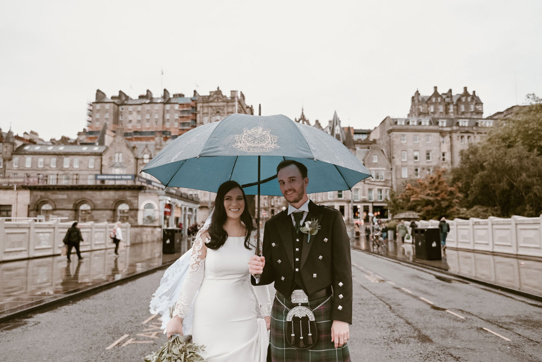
[
  {"left": 373, "top": 87, "right": 496, "bottom": 191},
  {"left": 298, "top": 110, "right": 392, "bottom": 221},
  {"left": 408, "top": 86, "right": 483, "bottom": 119},
  {"left": 195, "top": 87, "right": 254, "bottom": 126},
  {"left": 0, "top": 127, "right": 199, "bottom": 238}
]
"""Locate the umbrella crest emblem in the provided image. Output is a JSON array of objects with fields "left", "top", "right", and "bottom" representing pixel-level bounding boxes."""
[{"left": 233, "top": 127, "right": 280, "bottom": 153}]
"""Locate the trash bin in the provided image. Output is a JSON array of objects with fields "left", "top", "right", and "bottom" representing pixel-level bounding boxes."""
[
  {"left": 163, "top": 228, "right": 181, "bottom": 254},
  {"left": 414, "top": 228, "right": 441, "bottom": 260}
]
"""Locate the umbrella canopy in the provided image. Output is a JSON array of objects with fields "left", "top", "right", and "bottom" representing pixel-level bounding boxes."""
[{"left": 142, "top": 114, "right": 370, "bottom": 195}]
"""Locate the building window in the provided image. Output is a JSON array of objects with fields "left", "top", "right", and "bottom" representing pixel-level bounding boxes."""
[
  {"left": 467, "top": 135, "right": 472, "bottom": 143},
  {"left": 74, "top": 158, "right": 80, "bottom": 168},
  {"left": 461, "top": 105, "right": 465, "bottom": 112},
  {"left": 62, "top": 174, "right": 70, "bottom": 185},
  {"left": 428, "top": 167, "right": 433, "bottom": 175},
  {"left": 328, "top": 191, "right": 334, "bottom": 199},
  {"left": 79, "top": 203, "right": 91, "bottom": 222},
  {"left": 426, "top": 151, "right": 432, "bottom": 161},
  {"left": 441, "top": 136, "right": 446, "bottom": 144},
  {"left": 143, "top": 203, "right": 156, "bottom": 224},
  {"left": 13, "top": 157, "right": 19, "bottom": 168},
  {"left": 338, "top": 190, "right": 343, "bottom": 199},
  {"left": 88, "top": 175, "right": 95, "bottom": 185},
  {"left": 115, "top": 153, "right": 123, "bottom": 162},
  {"left": 439, "top": 120, "right": 447, "bottom": 127},
  {"left": 413, "top": 135, "right": 419, "bottom": 143},
  {"left": 354, "top": 188, "right": 360, "bottom": 201},
  {"left": 146, "top": 113, "right": 150, "bottom": 119},
  {"left": 368, "top": 189, "right": 374, "bottom": 201},
  {"left": 372, "top": 170, "right": 385, "bottom": 180},
  {"left": 63, "top": 158, "right": 70, "bottom": 168},
  {"left": 421, "top": 119, "right": 430, "bottom": 126},
  {"left": 461, "top": 135, "right": 465, "bottom": 144},
  {"left": 410, "top": 119, "right": 418, "bottom": 126},
  {"left": 439, "top": 105, "right": 444, "bottom": 112},
  {"left": 117, "top": 203, "right": 130, "bottom": 222},
  {"left": 414, "top": 168, "right": 420, "bottom": 178},
  {"left": 459, "top": 120, "right": 468, "bottom": 127},
  {"left": 38, "top": 158, "right": 44, "bottom": 168},
  {"left": 0, "top": 159, "right": 3, "bottom": 168},
  {"left": 442, "top": 152, "right": 446, "bottom": 162},
  {"left": 89, "top": 158, "right": 95, "bottom": 168},
  {"left": 143, "top": 154, "right": 150, "bottom": 163},
  {"left": 401, "top": 151, "right": 407, "bottom": 161},
  {"left": 95, "top": 104, "right": 100, "bottom": 110},
  {"left": 48, "top": 174, "right": 57, "bottom": 185},
  {"left": 372, "top": 155, "right": 378, "bottom": 163},
  {"left": 401, "top": 134, "right": 406, "bottom": 143},
  {"left": 166, "top": 105, "right": 170, "bottom": 110},
  {"left": 397, "top": 120, "right": 405, "bottom": 126},
  {"left": 51, "top": 158, "right": 57, "bottom": 168},
  {"left": 430, "top": 105, "right": 434, "bottom": 112},
  {"left": 377, "top": 189, "right": 383, "bottom": 201},
  {"left": 0, "top": 205, "right": 12, "bottom": 218},
  {"left": 25, "top": 157, "right": 32, "bottom": 168},
  {"left": 413, "top": 151, "right": 419, "bottom": 161},
  {"left": 105, "top": 104, "right": 109, "bottom": 109},
  {"left": 425, "top": 135, "right": 431, "bottom": 143},
  {"left": 402, "top": 167, "right": 408, "bottom": 178}
]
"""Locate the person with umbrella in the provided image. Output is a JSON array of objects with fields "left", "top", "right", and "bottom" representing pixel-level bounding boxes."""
[{"left": 249, "top": 160, "right": 351, "bottom": 361}]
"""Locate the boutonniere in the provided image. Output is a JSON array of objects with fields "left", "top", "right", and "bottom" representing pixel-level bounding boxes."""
[{"left": 299, "top": 219, "right": 321, "bottom": 242}]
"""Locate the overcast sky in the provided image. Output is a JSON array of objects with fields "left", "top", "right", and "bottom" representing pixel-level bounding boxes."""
[{"left": 1, "top": 0, "right": 541, "bottom": 141}]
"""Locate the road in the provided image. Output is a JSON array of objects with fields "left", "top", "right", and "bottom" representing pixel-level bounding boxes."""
[{"left": 0, "top": 250, "right": 541, "bottom": 361}]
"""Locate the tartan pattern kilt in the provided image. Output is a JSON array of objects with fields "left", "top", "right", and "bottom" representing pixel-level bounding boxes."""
[{"left": 270, "top": 292, "right": 351, "bottom": 362}]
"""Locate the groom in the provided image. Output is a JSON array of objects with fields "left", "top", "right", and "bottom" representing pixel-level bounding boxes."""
[{"left": 249, "top": 160, "right": 352, "bottom": 361}]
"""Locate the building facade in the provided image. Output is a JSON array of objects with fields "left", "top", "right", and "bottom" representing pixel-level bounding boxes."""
[{"left": 373, "top": 87, "right": 496, "bottom": 192}]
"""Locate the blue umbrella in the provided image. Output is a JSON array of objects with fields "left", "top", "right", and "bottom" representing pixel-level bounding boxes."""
[{"left": 142, "top": 114, "right": 370, "bottom": 196}]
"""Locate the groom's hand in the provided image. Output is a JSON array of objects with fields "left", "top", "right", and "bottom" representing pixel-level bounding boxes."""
[
  {"left": 248, "top": 255, "right": 265, "bottom": 275},
  {"left": 331, "top": 320, "right": 349, "bottom": 348}
]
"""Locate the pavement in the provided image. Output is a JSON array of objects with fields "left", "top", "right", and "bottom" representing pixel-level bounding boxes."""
[
  {"left": 352, "top": 235, "right": 542, "bottom": 300},
  {"left": 1, "top": 234, "right": 541, "bottom": 324},
  {"left": 0, "top": 239, "right": 189, "bottom": 323}
]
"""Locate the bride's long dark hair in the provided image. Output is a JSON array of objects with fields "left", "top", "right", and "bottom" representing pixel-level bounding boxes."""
[{"left": 206, "top": 181, "right": 254, "bottom": 250}]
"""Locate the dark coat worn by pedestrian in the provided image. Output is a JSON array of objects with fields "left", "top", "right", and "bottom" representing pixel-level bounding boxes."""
[
  {"left": 253, "top": 200, "right": 353, "bottom": 324},
  {"left": 65, "top": 227, "right": 83, "bottom": 244}
]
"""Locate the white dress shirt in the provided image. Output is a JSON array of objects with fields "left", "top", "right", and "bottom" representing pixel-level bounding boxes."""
[{"left": 288, "top": 199, "right": 310, "bottom": 227}]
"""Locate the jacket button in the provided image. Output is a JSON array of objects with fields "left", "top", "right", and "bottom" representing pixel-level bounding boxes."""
[
  {"left": 324, "top": 238, "right": 328, "bottom": 242},
  {"left": 296, "top": 238, "right": 299, "bottom": 242},
  {"left": 281, "top": 276, "right": 285, "bottom": 281},
  {"left": 296, "top": 248, "right": 299, "bottom": 252},
  {"left": 277, "top": 259, "right": 281, "bottom": 264},
  {"left": 338, "top": 282, "right": 343, "bottom": 287},
  {"left": 272, "top": 243, "right": 276, "bottom": 247},
  {"left": 295, "top": 268, "right": 299, "bottom": 272},
  {"left": 338, "top": 305, "right": 343, "bottom": 310},
  {"left": 295, "top": 258, "right": 299, "bottom": 261},
  {"left": 339, "top": 294, "right": 343, "bottom": 299},
  {"left": 318, "top": 255, "right": 323, "bottom": 260},
  {"left": 313, "top": 273, "right": 317, "bottom": 278}
]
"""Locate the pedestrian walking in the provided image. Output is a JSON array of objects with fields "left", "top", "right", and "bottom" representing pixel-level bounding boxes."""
[
  {"left": 439, "top": 217, "right": 450, "bottom": 254},
  {"left": 397, "top": 220, "right": 408, "bottom": 243},
  {"left": 110, "top": 222, "right": 123, "bottom": 256},
  {"left": 409, "top": 220, "right": 417, "bottom": 237},
  {"left": 382, "top": 222, "right": 388, "bottom": 241},
  {"left": 64, "top": 222, "right": 84, "bottom": 262}
]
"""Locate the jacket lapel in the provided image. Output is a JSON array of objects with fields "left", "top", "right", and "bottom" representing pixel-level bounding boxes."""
[
  {"left": 300, "top": 201, "right": 323, "bottom": 269},
  {"left": 277, "top": 211, "right": 294, "bottom": 268}
]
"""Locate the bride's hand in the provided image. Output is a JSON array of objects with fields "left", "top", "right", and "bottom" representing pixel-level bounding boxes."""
[
  {"left": 166, "top": 316, "right": 184, "bottom": 339},
  {"left": 264, "top": 316, "right": 271, "bottom": 330}
]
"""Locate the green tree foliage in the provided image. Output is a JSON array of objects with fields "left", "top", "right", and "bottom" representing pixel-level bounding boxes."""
[
  {"left": 452, "top": 95, "right": 542, "bottom": 217},
  {"left": 387, "top": 169, "right": 462, "bottom": 220}
]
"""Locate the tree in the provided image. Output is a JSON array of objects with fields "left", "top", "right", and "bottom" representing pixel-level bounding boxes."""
[
  {"left": 387, "top": 169, "right": 462, "bottom": 220},
  {"left": 452, "top": 95, "right": 542, "bottom": 217}
]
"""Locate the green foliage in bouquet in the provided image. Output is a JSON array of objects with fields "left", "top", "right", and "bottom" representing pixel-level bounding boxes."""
[{"left": 143, "top": 334, "right": 206, "bottom": 362}]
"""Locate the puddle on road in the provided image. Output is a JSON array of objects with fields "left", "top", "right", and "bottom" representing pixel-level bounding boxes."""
[
  {"left": 435, "top": 275, "right": 469, "bottom": 284},
  {"left": 430, "top": 305, "right": 446, "bottom": 311}
]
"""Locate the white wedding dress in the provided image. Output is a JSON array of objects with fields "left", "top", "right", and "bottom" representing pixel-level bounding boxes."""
[{"left": 150, "top": 231, "right": 271, "bottom": 362}]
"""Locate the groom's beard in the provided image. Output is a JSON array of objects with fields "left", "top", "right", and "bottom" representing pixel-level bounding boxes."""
[{"left": 283, "top": 185, "right": 306, "bottom": 205}]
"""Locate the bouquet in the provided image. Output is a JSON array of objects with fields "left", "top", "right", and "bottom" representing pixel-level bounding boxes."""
[
  {"left": 143, "top": 334, "right": 206, "bottom": 362},
  {"left": 144, "top": 307, "right": 205, "bottom": 362}
]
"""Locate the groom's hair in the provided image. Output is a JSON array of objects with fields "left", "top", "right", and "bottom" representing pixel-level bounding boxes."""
[{"left": 276, "top": 160, "right": 308, "bottom": 179}]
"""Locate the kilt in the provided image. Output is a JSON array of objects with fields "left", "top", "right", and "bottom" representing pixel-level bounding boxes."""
[{"left": 270, "top": 292, "right": 351, "bottom": 362}]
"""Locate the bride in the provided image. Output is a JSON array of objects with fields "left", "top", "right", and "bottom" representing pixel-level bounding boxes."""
[{"left": 150, "top": 181, "right": 271, "bottom": 361}]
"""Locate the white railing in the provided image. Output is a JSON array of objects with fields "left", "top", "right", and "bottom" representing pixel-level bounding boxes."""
[
  {"left": 415, "top": 216, "right": 542, "bottom": 258},
  {"left": 0, "top": 220, "right": 131, "bottom": 262}
]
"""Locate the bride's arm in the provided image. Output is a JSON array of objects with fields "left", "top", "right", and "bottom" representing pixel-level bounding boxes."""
[
  {"left": 253, "top": 284, "right": 272, "bottom": 317},
  {"left": 166, "top": 232, "right": 208, "bottom": 338}
]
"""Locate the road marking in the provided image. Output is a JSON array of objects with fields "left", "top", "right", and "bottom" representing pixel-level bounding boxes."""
[
  {"left": 142, "top": 314, "right": 158, "bottom": 324},
  {"left": 401, "top": 288, "right": 412, "bottom": 294},
  {"left": 446, "top": 310, "right": 465, "bottom": 320},
  {"left": 387, "top": 281, "right": 396, "bottom": 285},
  {"left": 363, "top": 274, "right": 383, "bottom": 283},
  {"left": 419, "top": 297, "right": 434, "bottom": 305},
  {"left": 483, "top": 327, "right": 511, "bottom": 341},
  {"left": 121, "top": 338, "right": 155, "bottom": 347},
  {"left": 106, "top": 334, "right": 129, "bottom": 350}
]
